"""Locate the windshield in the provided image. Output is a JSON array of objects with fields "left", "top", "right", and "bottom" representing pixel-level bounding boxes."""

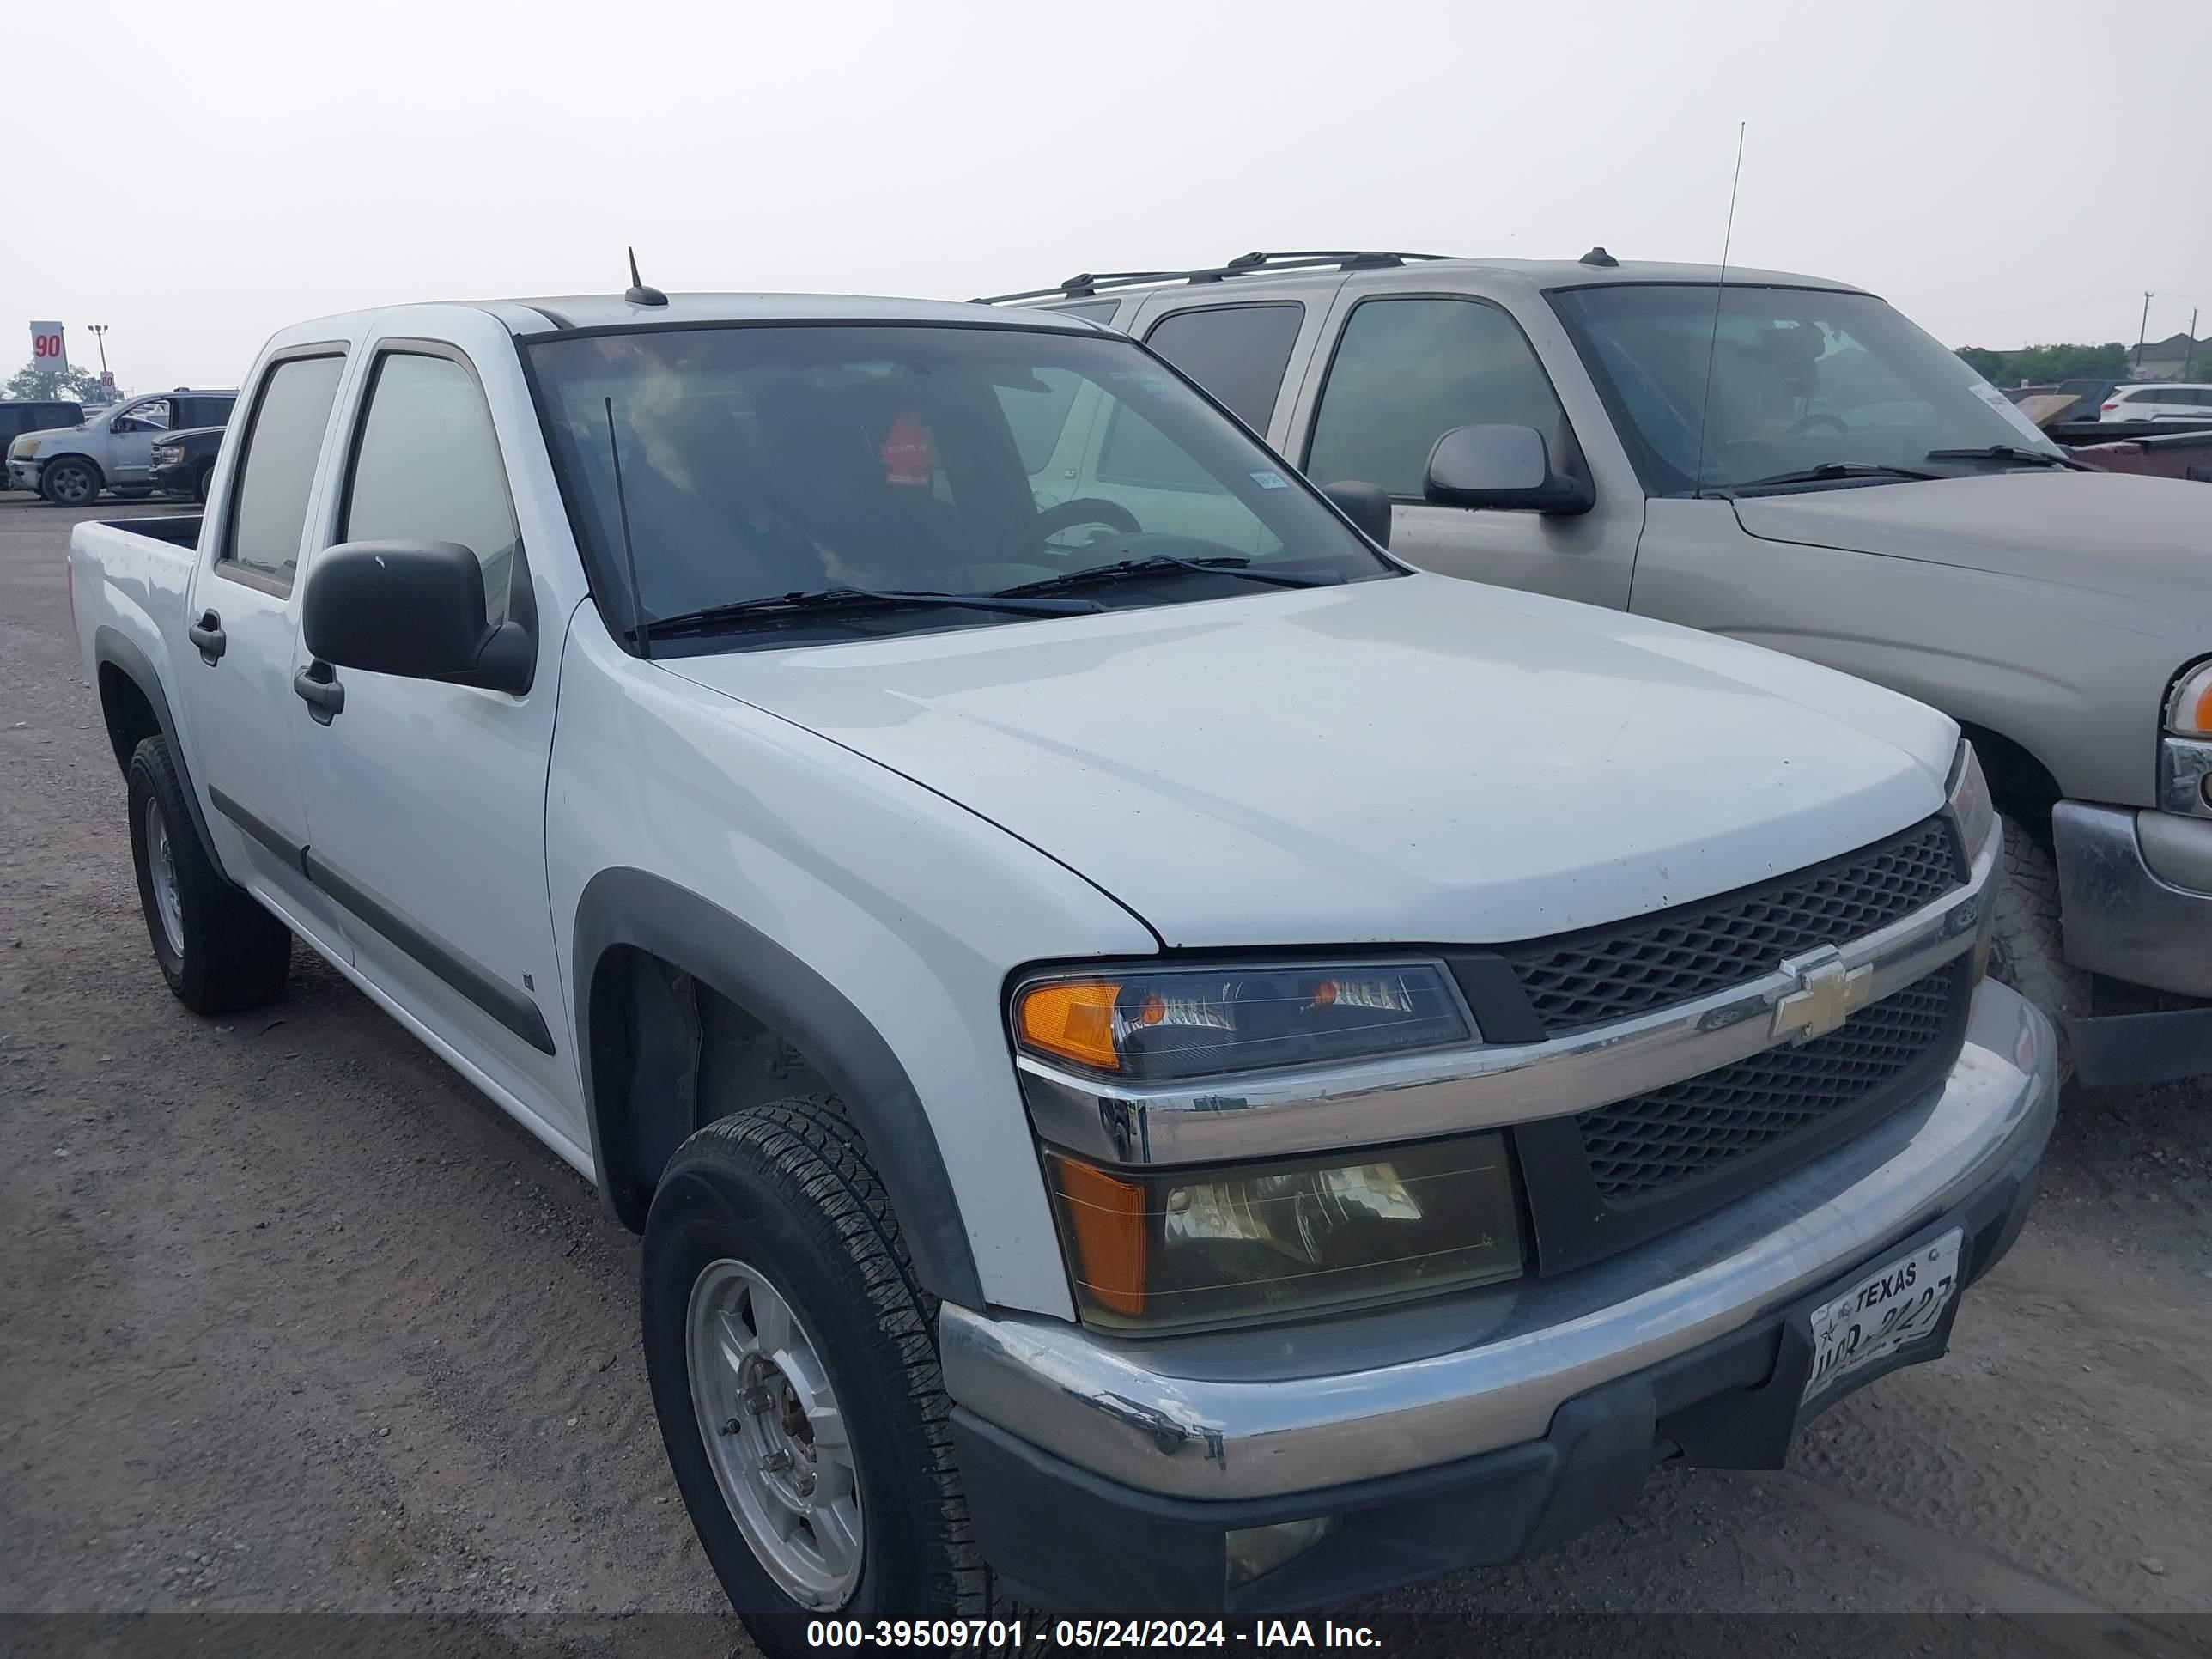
[
  {"left": 1550, "top": 284, "right": 2067, "bottom": 494},
  {"left": 526, "top": 323, "right": 1391, "bottom": 645}
]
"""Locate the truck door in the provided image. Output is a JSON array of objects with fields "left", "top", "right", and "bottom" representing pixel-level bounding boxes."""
[
  {"left": 1284, "top": 290, "right": 1641, "bottom": 609},
  {"left": 105, "top": 395, "right": 173, "bottom": 487},
  {"left": 179, "top": 349, "right": 356, "bottom": 963},
  {"left": 288, "top": 332, "right": 580, "bottom": 1151}
]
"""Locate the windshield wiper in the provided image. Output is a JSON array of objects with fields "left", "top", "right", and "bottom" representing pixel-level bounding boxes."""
[
  {"left": 1714, "top": 461, "right": 1948, "bottom": 495},
  {"left": 996, "top": 554, "right": 1343, "bottom": 599},
  {"left": 636, "top": 585, "right": 1102, "bottom": 641},
  {"left": 1924, "top": 444, "right": 2093, "bottom": 472}
]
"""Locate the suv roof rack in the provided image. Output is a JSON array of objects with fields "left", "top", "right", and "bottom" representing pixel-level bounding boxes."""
[{"left": 972, "top": 250, "right": 1456, "bottom": 306}]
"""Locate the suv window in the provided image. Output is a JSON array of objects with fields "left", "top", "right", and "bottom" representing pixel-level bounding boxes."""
[
  {"left": 223, "top": 356, "right": 346, "bottom": 586},
  {"left": 1306, "top": 297, "right": 1567, "bottom": 497},
  {"left": 175, "top": 394, "right": 236, "bottom": 428},
  {"left": 112, "top": 398, "right": 172, "bottom": 434},
  {"left": 1142, "top": 304, "right": 1304, "bottom": 429},
  {"left": 341, "top": 353, "right": 520, "bottom": 626}
]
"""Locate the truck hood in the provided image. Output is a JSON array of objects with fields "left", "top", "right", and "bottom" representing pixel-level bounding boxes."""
[
  {"left": 1730, "top": 471, "right": 2206, "bottom": 604},
  {"left": 661, "top": 575, "right": 1956, "bottom": 948}
]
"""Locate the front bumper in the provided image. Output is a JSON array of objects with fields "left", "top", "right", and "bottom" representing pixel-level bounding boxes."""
[
  {"left": 2051, "top": 799, "right": 2212, "bottom": 1085},
  {"left": 942, "top": 981, "right": 2056, "bottom": 1613},
  {"left": 6, "top": 459, "right": 40, "bottom": 492},
  {"left": 2054, "top": 799, "right": 2212, "bottom": 1000},
  {"left": 149, "top": 459, "right": 197, "bottom": 497}
]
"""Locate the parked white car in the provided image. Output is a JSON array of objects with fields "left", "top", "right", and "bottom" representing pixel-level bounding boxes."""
[
  {"left": 6, "top": 387, "right": 236, "bottom": 504},
  {"left": 2100, "top": 382, "right": 2212, "bottom": 422},
  {"left": 69, "top": 289, "right": 2053, "bottom": 1647}
]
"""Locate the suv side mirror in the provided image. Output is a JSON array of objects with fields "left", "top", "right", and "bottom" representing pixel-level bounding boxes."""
[
  {"left": 1424, "top": 424, "right": 1595, "bottom": 515},
  {"left": 1320, "top": 480, "right": 1393, "bottom": 549},
  {"left": 303, "top": 539, "right": 533, "bottom": 695}
]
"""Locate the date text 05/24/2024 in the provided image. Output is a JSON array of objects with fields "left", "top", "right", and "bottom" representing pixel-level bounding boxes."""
[{"left": 804, "top": 1620, "right": 1383, "bottom": 1650}]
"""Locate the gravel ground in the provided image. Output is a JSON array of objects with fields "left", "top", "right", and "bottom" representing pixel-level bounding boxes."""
[{"left": 3, "top": 495, "right": 2209, "bottom": 1650}]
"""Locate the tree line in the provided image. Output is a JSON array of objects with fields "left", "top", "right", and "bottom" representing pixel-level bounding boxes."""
[{"left": 1954, "top": 343, "right": 2132, "bottom": 386}]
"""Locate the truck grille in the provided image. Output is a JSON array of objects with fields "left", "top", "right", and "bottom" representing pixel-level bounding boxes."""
[
  {"left": 1575, "top": 963, "right": 1962, "bottom": 1200},
  {"left": 1500, "top": 817, "right": 1964, "bottom": 1033}
]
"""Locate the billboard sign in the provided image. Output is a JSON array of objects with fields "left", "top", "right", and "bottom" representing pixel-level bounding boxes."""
[{"left": 30, "top": 321, "right": 67, "bottom": 372}]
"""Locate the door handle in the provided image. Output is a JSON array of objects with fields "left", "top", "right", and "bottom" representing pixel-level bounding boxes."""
[
  {"left": 186, "top": 610, "right": 226, "bottom": 665},
  {"left": 293, "top": 660, "right": 345, "bottom": 724}
]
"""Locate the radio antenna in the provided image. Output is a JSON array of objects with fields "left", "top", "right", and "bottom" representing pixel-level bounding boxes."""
[
  {"left": 605, "top": 396, "right": 653, "bottom": 661},
  {"left": 624, "top": 246, "right": 668, "bottom": 308},
  {"left": 1690, "top": 123, "right": 1747, "bottom": 499}
]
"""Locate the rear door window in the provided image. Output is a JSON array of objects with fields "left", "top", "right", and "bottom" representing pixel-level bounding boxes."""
[
  {"left": 222, "top": 356, "right": 346, "bottom": 588},
  {"left": 1141, "top": 304, "right": 1304, "bottom": 429}
]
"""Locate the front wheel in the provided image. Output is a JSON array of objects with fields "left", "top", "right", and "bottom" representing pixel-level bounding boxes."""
[
  {"left": 40, "top": 456, "right": 100, "bottom": 507},
  {"left": 1986, "top": 813, "right": 2089, "bottom": 1079},
  {"left": 193, "top": 462, "right": 215, "bottom": 505},
  {"left": 641, "top": 1097, "right": 1009, "bottom": 1657}
]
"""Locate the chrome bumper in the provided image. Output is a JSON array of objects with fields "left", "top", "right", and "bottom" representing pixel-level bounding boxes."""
[
  {"left": 6, "top": 459, "right": 38, "bottom": 490},
  {"left": 2053, "top": 799, "right": 2212, "bottom": 998},
  {"left": 941, "top": 981, "right": 2055, "bottom": 1501}
]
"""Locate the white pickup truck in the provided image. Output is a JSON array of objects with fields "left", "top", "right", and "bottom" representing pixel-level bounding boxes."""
[{"left": 69, "top": 289, "right": 2054, "bottom": 1647}]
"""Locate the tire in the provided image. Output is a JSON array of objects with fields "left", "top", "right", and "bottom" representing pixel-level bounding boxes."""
[
  {"left": 641, "top": 1096, "right": 1012, "bottom": 1657},
  {"left": 193, "top": 463, "right": 214, "bottom": 505},
  {"left": 40, "top": 455, "right": 100, "bottom": 507},
  {"left": 1986, "top": 813, "right": 2089, "bottom": 1079},
  {"left": 125, "top": 735, "right": 293, "bottom": 1014}
]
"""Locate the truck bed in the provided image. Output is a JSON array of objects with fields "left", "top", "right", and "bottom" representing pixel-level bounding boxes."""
[{"left": 69, "top": 513, "right": 204, "bottom": 710}]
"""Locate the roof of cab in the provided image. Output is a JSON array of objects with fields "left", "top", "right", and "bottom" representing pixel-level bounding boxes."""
[{"left": 486, "top": 291, "right": 1108, "bottom": 334}]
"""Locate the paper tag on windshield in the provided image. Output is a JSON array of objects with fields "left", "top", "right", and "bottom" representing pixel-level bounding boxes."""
[
  {"left": 880, "top": 412, "right": 937, "bottom": 486},
  {"left": 1249, "top": 469, "right": 1289, "bottom": 489},
  {"left": 1966, "top": 377, "right": 2057, "bottom": 445}
]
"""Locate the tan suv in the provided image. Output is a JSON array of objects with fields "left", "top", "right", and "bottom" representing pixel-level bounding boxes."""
[{"left": 981, "top": 250, "right": 2212, "bottom": 1086}]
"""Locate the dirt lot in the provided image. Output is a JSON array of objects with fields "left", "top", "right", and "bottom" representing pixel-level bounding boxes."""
[{"left": 3, "top": 495, "right": 2210, "bottom": 1645}]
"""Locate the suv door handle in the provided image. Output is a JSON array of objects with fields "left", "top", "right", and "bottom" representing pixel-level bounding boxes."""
[
  {"left": 293, "top": 660, "right": 345, "bottom": 724},
  {"left": 187, "top": 611, "right": 226, "bottom": 665}
]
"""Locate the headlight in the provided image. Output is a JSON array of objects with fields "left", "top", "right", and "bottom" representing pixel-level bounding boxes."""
[
  {"left": 1013, "top": 962, "right": 1470, "bottom": 1081},
  {"left": 152, "top": 445, "right": 181, "bottom": 465},
  {"left": 13, "top": 438, "right": 39, "bottom": 459},
  {"left": 1946, "top": 739, "right": 1996, "bottom": 866},
  {"left": 2167, "top": 662, "right": 2212, "bottom": 737},
  {"left": 1043, "top": 1133, "right": 1522, "bottom": 1332}
]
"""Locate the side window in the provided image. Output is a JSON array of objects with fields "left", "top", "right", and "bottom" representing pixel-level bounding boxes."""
[
  {"left": 341, "top": 353, "right": 521, "bottom": 628},
  {"left": 1306, "top": 297, "right": 1569, "bottom": 497},
  {"left": 112, "top": 398, "right": 172, "bottom": 434},
  {"left": 179, "top": 395, "right": 236, "bottom": 428},
  {"left": 222, "top": 356, "right": 346, "bottom": 587},
  {"left": 1142, "top": 304, "right": 1304, "bottom": 429},
  {"left": 995, "top": 367, "right": 1085, "bottom": 476}
]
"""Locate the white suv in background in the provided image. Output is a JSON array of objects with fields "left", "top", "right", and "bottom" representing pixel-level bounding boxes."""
[
  {"left": 2100, "top": 382, "right": 2212, "bottom": 422},
  {"left": 5, "top": 387, "right": 237, "bottom": 504}
]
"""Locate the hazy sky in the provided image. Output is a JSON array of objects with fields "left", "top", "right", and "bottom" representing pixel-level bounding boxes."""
[{"left": 8, "top": 0, "right": 2209, "bottom": 395}]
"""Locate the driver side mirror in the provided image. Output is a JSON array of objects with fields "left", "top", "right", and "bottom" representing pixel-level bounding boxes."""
[
  {"left": 1424, "top": 424, "right": 1595, "bottom": 515},
  {"left": 303, "top": 539, "right": 534, "bottom": 695}
]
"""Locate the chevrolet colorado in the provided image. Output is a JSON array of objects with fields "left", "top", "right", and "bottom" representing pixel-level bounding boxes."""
[{"left": 68, "top": 289, "right": 2055, "bottom": 1651}]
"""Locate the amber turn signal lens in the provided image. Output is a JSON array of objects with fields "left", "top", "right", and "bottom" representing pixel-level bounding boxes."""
[
  {"left": 1045, "top": 1153, "right": 1148, "bottom": 1316},
  {"left": 1017, "top": 980, "right": 1123, "bottom": 1071}
]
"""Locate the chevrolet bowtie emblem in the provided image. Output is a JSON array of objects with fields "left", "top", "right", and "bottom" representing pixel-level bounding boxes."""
[{"left": 1770, "top": 945, "right": 1873, "bottom": 1043}]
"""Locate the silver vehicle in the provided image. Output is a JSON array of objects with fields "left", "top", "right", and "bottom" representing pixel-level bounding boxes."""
[{"left": 982, "top": 251, "right": 2212, "bottom": 1086}]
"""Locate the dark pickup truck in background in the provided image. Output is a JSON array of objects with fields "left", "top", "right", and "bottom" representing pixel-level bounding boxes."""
[{"left": 149, "top": 426, "right": 226, "bottom": 503}]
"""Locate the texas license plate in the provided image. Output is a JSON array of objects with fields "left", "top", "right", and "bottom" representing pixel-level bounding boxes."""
[{"left": 1801, "top": 1228, "right": 1962, "bottom": 1407}]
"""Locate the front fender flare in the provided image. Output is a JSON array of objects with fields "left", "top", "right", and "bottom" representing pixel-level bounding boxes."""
[{"left": 571, "top": 866, "right": 984, "bottom": 1310}]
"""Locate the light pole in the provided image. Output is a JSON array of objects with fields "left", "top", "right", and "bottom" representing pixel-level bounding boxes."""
[{"left": 88, "top": 325, "right": 110, "bottom": 386}]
